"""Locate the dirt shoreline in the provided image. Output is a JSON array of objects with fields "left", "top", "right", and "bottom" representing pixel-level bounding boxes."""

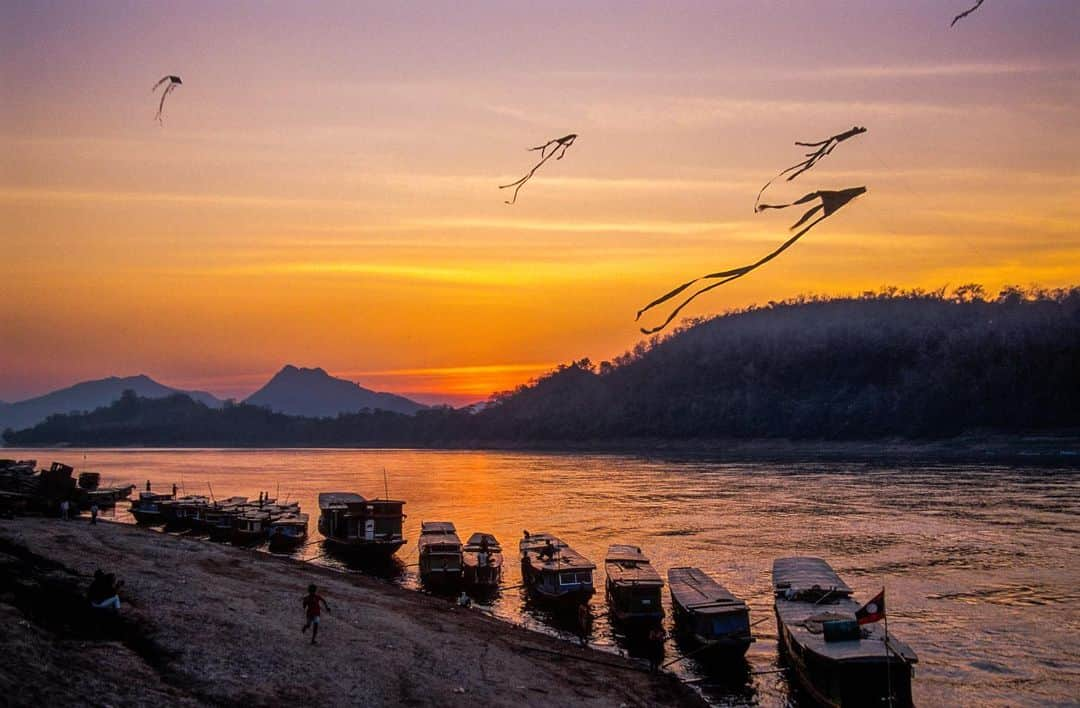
[{"left": 0, "top": 517, "right": 704, "bottom": 707}]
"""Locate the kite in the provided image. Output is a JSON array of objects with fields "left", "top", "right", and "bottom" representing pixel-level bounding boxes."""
[
  {"left": 951, "top": 0, "right": 986, "bottom": 27},
  {"left": 152, "top": 75, "right": 182, "bottom": 124},
  {"left": 499, "top": 133, "right": 577, "bottom": 204},
  {"left": 754, "top": 126, "right": 866, "bottom": 212},
  {"left": 636, "top": 187, "right": 867, "bottom": 335}
]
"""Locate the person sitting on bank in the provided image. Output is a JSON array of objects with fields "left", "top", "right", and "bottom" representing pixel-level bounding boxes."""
[{"left": 87, "top": 569, "right": 123, "bottom": 612}]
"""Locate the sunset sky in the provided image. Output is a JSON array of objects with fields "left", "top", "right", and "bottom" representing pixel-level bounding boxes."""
[{"left": 3, "top": 1, "right": 1078, "bottom": 406}]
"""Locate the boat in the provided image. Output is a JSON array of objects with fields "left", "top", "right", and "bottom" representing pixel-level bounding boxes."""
[
  {"left": 773, "top": 557, "right": 918, "bottom": 708},
  {"left": 668, "top": 567, "right": 752, "bottom": 656},
  {"left": 77, "top": 472, "right": 101, "bottom": 491},
  {"left": 605, "top": 545, "right": 664, "bottom": 623},
  {"left": 232, "top": 508, "right": 272, "bottom": 545},
  {"left": 462, "top": 532, "right": 503, "bottom": 589},
  {"left": 417, "top": 521, "right": 463, "bottom": 587},
  {"left": 162, "top": 495, "right": 210, "bottom": 530},
  {"left": 317, "top": 492, "right": 407, "bottom": 557},
  {"left": 205, "top": 498, "right": 248, "bottom": 541},
  {"left": 519, "top": 532, "right": 595, "bottom": 602},
  {"left": 269, "top": 512, "right": 309, "bottom": 551},
  {"left": 130, "top": 490, "right": 174, "bottom": 525}
]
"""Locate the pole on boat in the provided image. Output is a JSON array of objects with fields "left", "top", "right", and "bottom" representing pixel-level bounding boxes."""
[
  {"left": 207, "top": 482, "right": 216, "bottom": 504},
  {"left": 383, "top": 467, "right": 389, "bottom": 500},
  {"left": 883, "top": 585, "right": 894, "bottom": 708}
]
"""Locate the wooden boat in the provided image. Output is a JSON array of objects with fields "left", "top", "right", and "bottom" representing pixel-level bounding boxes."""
[
  {"left": 519, "top": 532, "right": 595, "bottom": 602},
  {"left": 462, "top": 532, "right": 503, "bottom": 589},
  {"left": 773, "top": 557, "right": 918, "bottom": 708},
  {"left": 417, "top": 521, "right": 463, "bottom": 587},
  {"left": 668, "top": 567, "right": 752, "bottom": 656},
  {"left": 163, "top": 495, "right": 210, "bottom": 529},
  {"left": 204, "top": 497, "right": 248, "bottom": 540},
  {"left": 232, "top": 508, "right": 272, "bottom": 545},
  {"left": 605, "top": 545, "right": 664, "bottom": 623},
  {"left": 130, "top": 490, "right": 174, "bottom": 525},
  {"left": 269, "top": 512, "right": 309, "bottom": 551},
  {"left": 317, "top": 492, "right": 406, "bottom": 557}
]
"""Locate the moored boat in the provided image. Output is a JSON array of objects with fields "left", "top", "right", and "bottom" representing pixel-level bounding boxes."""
[
  {"left": 418, "top": 521, "right": 463, "bottom": 587},
  {"left": 317, "top": 492, "right": 407, "bottom": 557},
  {"left": 269, "top": 512, "right": 309, "bottom": 551},
  {"left": 204, "top": 497, "right": 248, "bottom": 540},
  {"left": 130, "top": 490, "right": 174, "bottom": 525},
  {"left": 232, "top": 508, "right": 272, "bottom": 545},
  {"left": 773, "top": 557, "right": 917, "bottom": 707},
  {"left": 163, "top": 495, "right": 210, "bottom": 530},
  {"left": 520, "top": 532, "right": 595, "bottom": 602},
  {"left": 605, "top": 545, "right": 664, "bottom": 623},
  {"left": 668, "top": 566, "right": 753, "bottom": 656},
  {"left": 462, "top": 532, "right": 502, "bottom": 589}
]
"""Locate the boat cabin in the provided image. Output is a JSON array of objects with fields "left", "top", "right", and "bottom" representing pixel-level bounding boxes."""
[
  {"left": 520, "top": 532, "right": 595, "bottom": 601},
  {"left": 605, "top": 545, "right": 664, "bottom": 622},
  {"left": 418, "top": 521, "right": 463, "bottom": 583},
  {"left": 463, "top": 532, "right": 503, "bottom": 587},
  {"left": 317, "top": 492, "right": 406, "bottom": 556},
  {"left": 668, "top": 567, "right": 752, "bottom": 653}
]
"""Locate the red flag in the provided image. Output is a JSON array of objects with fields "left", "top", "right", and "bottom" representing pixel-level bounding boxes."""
[{"left": 855, "top": 589, "right": 885, "bottom": 625}]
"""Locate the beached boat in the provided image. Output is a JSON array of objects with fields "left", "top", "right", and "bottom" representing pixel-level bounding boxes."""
[
  {"left": 233, "top": 508, "right": 272, "bottom": 545},
  {"left": 773, "top": 557, "right": 918, "bottom": 707},
  {"left": 418, "top": 521, "right": 463, "bottom": 587},
  {"left": 317, "top": 492, "right": 407, "bottom": 557},
  {"left": 269, "top": 512, "right": 309, "bottom": 551},
  {"left": 668, "top": 567, "right": 752, "bottom": 656},
  {"left": 163, "top": 495, "right": 210, "bottom": 530},
  {"left": 203, "top": 497, "right": 249, "bottom": 540},
  {"left": 462, "top": 532, "right": 503, "bottom": 589},
  {"left": 130, "top": 490, "right": 174, "bottom": 525},
  {"left": 520, "top": 532, "right": 595, "bottom": 602},
  {"left": 605, "top": 545, "right": 664, "bottom": 623}
]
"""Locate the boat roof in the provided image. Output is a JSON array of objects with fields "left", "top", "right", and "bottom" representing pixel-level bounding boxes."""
[
  {"left": 668, "top": 567, "right": 747, "bottom": 614},
  {"left": 420, "top": 521, "right": 457, "bottom": 534},
  {"left": 463, "top": 532, "right": 500, "bottom": 550},
  {"left": 606, "top": 545, "right": 662, "bottom": 586},
  {"left": 319, "top": 492, "right": 365, "bottom": 508},
  {"left": 272, "top": 513, "right": 309, "bottom": 525},
  {"left": 520, "top": 533, "right": 595, "bottom": 572},
  {"left": 605, "top": 544, "right": 647, "bottom": 563},
  {"left": 772, "top": 557, "right": 853, "bottom": 595}
]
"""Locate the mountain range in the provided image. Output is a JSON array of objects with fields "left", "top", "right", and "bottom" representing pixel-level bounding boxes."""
[{"left": 0, "top": 366, "right": 425, "bottom": 432}]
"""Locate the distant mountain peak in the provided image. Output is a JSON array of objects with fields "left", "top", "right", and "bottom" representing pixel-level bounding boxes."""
[{"left": 245, "top": 365, "right": 425, "bottom": 418}]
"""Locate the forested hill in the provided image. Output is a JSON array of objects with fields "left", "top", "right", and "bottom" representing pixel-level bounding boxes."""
[{"left": 6, "top": 286, "right": 1080, "bottom": 446}]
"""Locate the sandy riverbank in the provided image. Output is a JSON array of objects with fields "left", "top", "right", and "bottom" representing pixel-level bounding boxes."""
[{"left": 0, "top": 517, "right": 703, "bottom": 707}]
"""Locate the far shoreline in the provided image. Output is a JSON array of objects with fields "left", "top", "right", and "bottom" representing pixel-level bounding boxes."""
[{"left": 6, "top": 432, "right": 1080, "bottom": 465}]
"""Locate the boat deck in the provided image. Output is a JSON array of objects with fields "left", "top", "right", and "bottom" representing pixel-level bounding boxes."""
[
  {"left": 605, "top": 545, "right": 663, "bottom": 586},
  {"left": 668, "top": 567, "right": 747, "bottom": 615},
  {"left": 520, "top": 533, "right": 595, "bottom": 572}
]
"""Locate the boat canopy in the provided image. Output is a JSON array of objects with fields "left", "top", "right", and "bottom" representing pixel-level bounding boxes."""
[
  {"left": 319, "top": 492, "right": 366, "bottom": 509},
  {"left": 420, "top": 521, "right": 457, "bottom": 535},
  {"left": 464, "top": 532, "right": 500, "bottom": 550},
  {"left": 669, "top": 567, "right": 747, "bottom": 615},
  {"left": 606, "top": 545, "right": 663, "bottom": 586},
  {"left": 773, "top": 556, "right": 853, "bottom": 596}
]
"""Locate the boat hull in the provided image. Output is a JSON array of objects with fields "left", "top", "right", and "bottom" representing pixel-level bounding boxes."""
[{"left": 322, "top": 536, "right": 406, "bottom": 558}]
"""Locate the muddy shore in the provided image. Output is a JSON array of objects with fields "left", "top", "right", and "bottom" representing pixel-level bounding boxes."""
[{"left": 0, "top": 517, "right": 703, "bottom": 707}]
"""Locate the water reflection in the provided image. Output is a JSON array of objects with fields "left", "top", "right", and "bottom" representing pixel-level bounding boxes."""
[{"left": 8, "top": 447, "right": 1078, "bottom": 707}]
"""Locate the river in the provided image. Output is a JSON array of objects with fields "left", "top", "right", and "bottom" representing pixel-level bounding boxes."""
[{"left": 9, "top": 448, "right": 1078, "bottom": 706}]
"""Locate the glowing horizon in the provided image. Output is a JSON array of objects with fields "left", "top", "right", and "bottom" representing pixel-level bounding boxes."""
[{"left": 3, "top": 1, "right": 1079, "bottom": 404}]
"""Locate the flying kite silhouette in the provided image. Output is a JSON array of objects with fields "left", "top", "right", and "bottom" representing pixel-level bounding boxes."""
[
  {"left": 636, "top": 187, "right": 867, "bottom": 335},
  {"left": 951, "top": 0, "right": 986, "bottom": 27},
  {"left": 152, "top": 75, "right": 182, "bottom": 124},
  {"left": 499, "top": 134, "right": 577, "bottom": 204},
  {"left": 754, "top": 126, "right": 866, "bottom": 212}
]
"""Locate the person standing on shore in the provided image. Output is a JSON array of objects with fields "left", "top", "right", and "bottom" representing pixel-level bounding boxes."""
[
  {"left": 577, "top": 602, "right": 592, "bottom": 646},
  {"left": 59, "top": 499, "right": 69, "bottom": 520},
  {"left": 90, "top": 503, "right": 99, "bottom": 525},
  {"left": 647, "top": 625, "right": 666, "bottom": 673},
  {"left": 301, "top": 584, "right": 330, "bottom": 645}
]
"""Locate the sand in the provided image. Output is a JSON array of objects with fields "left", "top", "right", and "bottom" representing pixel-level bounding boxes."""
[{"left": 0, "top": 517, "right": 703, "bottom": 707}]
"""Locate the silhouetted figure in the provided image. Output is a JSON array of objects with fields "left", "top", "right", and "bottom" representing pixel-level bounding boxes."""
[
  {"left": 172, "top": 483, "right": 178, "bottom": 497},
  {"left": 637, "top": 186, "right": 867, "bottom": 334},
  {"left": 539, "top": 539, "right": 556, "bottom": 561},
  {"left": 88, "top": 569, "right": 123, "bottom": 612},
  {"left": 457, "top": 591, "right": 472, "bottom": 608},
  {"left": 647, "top": 625, "right": 666, "bottom": 673},
  {"left": 951, "top": 0, "right": 986, "bottom": 26},
  {"left": 755, "top": 126, "right": 866, "bottom": 212},
  {"left": 301, "top": 584, "right": 330, "bottom": 645},
  {"left": 59, "top": 500, "right": 70, "bottom": 520},
  {"left": 152, "top": 75, "right": 182, "bottom": 124},
  {"left": 145, "top": 479, "right": 151, "bottom": 492},
  {"left": 577, "top": 602, "right": 592, "bottom": 646},
  {"left": 499, "top": 134, "right": 577, "bottom": 204},
  {"left": 90, "top": 503, "right": 99, "bottom": 525}
]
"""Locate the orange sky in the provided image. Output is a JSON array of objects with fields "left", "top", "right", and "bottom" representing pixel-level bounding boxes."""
[{"left": 2, "top": 1, "right": 1079, "bottom": 405}]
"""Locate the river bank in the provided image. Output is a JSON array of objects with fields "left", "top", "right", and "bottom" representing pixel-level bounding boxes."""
[{"left": 0, "top": 517, "right": 703, "bottom": 707}]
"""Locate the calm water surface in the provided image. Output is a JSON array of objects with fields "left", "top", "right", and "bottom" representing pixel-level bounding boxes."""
[{"left": 11, "top": 448, "right": 1078, "bottom": 707}]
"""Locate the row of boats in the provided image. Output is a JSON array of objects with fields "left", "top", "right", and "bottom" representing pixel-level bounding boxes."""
[{"left": 129, "top": 486, "right": 917, "bottom": 707}]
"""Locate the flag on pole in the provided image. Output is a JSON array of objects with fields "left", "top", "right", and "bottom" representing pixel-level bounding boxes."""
[{"left": 856, "top": 588, "right": 886, "bottom": 625}]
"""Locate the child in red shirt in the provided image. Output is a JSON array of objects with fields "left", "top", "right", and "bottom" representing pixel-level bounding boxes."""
[{"left": 301, "top": 583, "right": 330, "bottom": 645}]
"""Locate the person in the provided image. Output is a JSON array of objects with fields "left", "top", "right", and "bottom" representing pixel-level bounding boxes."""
[
  {"left": 145, "top": 479, "right": 151, "bottom": 492},
  {"left": 90, "top": 503, "right": 99, "bottom": 525},
  {"left": 647, "top": 625, "right": 666, "bottom": 673},
  {"left": 59, "top": 499, "right": 70, "bottom": 520},
  {"left": 577, "top": 602, "right": 592, "bottom": 646},
  {"left": 87, "top": 569, "right": 123, "bottom": 612},
  {"left": 301, "top": 584, "right": 330, "bottom": 645},
  {"left": 539, "top": 539, "right": 556, "bottom": 561},
  {"left": 457, "top": 591, "right": 472, "bottom": 608},
  {"left": 172, "top": 483, "right": 178, "bottom": 497}
]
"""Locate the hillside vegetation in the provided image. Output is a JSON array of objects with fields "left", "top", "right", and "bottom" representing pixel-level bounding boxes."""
[{"left": 6, "top": 285, "right": 1079, "bottom": 446}]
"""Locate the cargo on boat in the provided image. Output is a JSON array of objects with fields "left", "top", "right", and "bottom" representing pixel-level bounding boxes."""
[
  {"left": 462, "top": 532, "right": 502, "bottom": 589},
  {"left": 269, "top": 512, "right": 309, "bottom": 551},
  {"left": 317, "top": 492, "right": 406, "bottom": 558},
  {"left": 418, "top": 521, "right": 463, "bottom": 587},
  {"left": 130, "top": 490, "right": 175, "bottom": 525},
  {"left": 520, "top": 532, "right": 595, "bottom": 602},
  {"left": 773, "top": 557, "right": 917, "bottom": 708},
  {"left": 605, "top": 545, "right": 664, "bottom": 623},
  {"left": 668, "top": 566, "right": 752, "bottom": 656}
]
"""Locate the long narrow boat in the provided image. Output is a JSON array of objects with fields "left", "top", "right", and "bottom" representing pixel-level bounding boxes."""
[
  {"left": 130, "top": 490, "right": 174, "bottom": 525},
  {"left": 773, "top": 557, "right": 918, "bottom": 707},
  {"left": 520, "top": 532, "right": 595, "bottom": 603},
  {"left": 232, "top": 508, "right": 272, "bottom": 545},
  {"left": 462, "top": 532, "right": 503, "bottom": 589},
  {"left": 668, "top": 567, "right": 753, "bottom": 656},
  {"left": 269, "top": 512, "right": 309, "bottom": 551},
  {"left": 605, "top": 545, "right": 664, "bottom": 623},
  {"left": 418, "top": 521, "right": 463, "bottom": 587},
  {"left": 317, "top": 492, "right": 407, "bottom": 558}
]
